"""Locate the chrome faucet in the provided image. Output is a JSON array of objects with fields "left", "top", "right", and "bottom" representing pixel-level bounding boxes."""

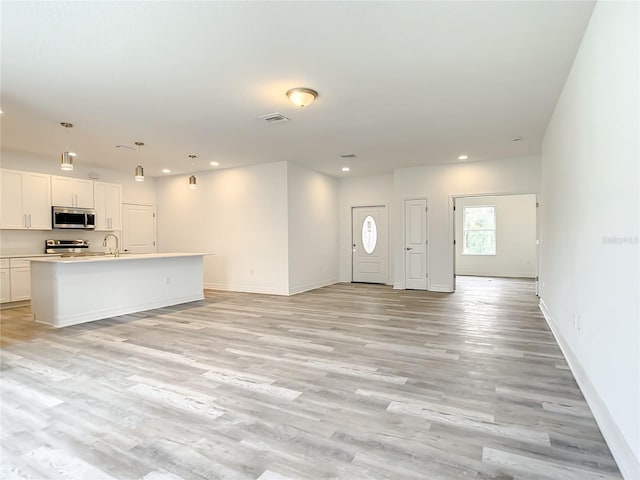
[{"left": 103, "top": 233, "right": 120, "bottom": 257}]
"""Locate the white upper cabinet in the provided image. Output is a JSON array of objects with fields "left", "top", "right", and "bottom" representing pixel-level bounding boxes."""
[
  {"left": 94, "top": 181, "right": 122, "bottom": 231},
  {"left": 0, "top": 169, "right": 52, "bottom": 230},
  {"left": 51, "top": 176, "right": 94, "bottom": 208}
]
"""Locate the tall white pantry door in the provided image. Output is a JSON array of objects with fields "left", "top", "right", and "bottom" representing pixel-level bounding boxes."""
[
  {"left": 352, "top": 206, "right": 388, "bottom": 284},
  {"left": 122, "top": 204, "right": 156, "bottom": 254}
]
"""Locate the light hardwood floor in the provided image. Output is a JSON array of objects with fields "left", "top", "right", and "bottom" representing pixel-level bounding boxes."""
[{"left": 1, "top": 277, "right": 621, "bottom": 479}]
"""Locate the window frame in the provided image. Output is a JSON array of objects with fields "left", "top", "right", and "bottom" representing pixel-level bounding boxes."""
[{"left": 462, "top": 205, "right": 497, "bottom": 256}]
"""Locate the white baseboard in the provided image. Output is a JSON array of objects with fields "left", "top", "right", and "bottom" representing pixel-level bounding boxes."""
[
  {"left": 539, "top": 299, "right": 640, "bottom": 480},
  {"left": 288, "top": 278, "right": 339, "bottom": 295},
  {"left": 205, "top": 279, "right": 339, "bottom": 296},
  {"left": 456, "top": 271, "right": 536, "bottom": 278},
  {"left": 393, "top": 282, "right": 404, "bottom": 290},
  {"left": 203, "top": 282, "right": 290, "bottom": 296}
]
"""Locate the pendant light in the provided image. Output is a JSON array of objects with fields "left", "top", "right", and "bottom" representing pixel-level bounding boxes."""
[
  {"left": 60, "top": 122, "right": 76, "bottom": 171},
  {"left": 188, "top": 154, "right": 197, "bottom": 189},
  {"left": 134, "top": 141, "right": 145, "bottom": 182}
]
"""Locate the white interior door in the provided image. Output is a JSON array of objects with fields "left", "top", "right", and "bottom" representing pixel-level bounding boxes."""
[
  {"left": 404, "top": 199, "right": 428, "bottom": 290},
  {"left": 122, "top": 204, "right": 156, "bottom": 254},
  {"left": 536, "top": 194, "right": 540, "bottom": 296},
  {"left": 352, "top": 206, "right": 388, "bottom": 284}
]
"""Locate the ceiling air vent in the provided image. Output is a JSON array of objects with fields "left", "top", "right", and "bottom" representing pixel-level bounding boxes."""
[{"left": 260, "top": 113, "right": 289, "bottom": 124}]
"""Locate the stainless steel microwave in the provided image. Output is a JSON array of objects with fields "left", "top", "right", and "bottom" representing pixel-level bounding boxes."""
[{"left": 52, "top": 206, "right": 96, "bottom": 230}]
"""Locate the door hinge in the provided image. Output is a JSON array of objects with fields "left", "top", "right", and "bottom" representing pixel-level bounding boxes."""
[
  {"left": 153, "top": 241, "right": 156, "bottom": 246},
  {"left": 453, "top": 240, "right": 456, "bottom": 245},
  {"left": 153, "top": 213, "right": 156, "bottom": 218},
  {"left": 453, "top": 205, "right": 456, "bottom": 211}
]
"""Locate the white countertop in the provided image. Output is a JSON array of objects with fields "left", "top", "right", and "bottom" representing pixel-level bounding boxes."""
[{"left": 30, "top": 253, "right": 212, "bottom": 264}]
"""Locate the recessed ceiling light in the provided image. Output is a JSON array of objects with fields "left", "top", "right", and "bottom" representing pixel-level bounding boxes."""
[
  {"left": 458, "top": 155, "right": 468, "bottom": 160},
  {"left": 162, "top": 169, "right": 171, "bottom": 174},
  {"left": 512, "top": 136, "right": 522, "bottom": 142},
  {"left": 209, "top": 161, "right": 219, "bottom": 166},
  {"left": 340, "top": 153, "right": 357, "bottom": 158},
  {"left": 342, "top": 167, "right": 350, "bottom": 172}
]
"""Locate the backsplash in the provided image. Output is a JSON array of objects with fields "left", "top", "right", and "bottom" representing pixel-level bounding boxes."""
[{"left": 0, "top": 229, "right": 122, "bottom": 256}]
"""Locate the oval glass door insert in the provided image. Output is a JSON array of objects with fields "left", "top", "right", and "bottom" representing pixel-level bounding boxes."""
[{"left": 362, "top": 215, "right": 378, "bottom": 254}]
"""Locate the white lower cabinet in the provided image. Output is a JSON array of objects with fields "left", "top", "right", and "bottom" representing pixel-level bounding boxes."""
[
  {"left": 0, "top": 267, "right": 10, "bottom": 303},
  {"left": 0, "top": 257, "right": 59, "bottom": 304},
  {"left": 10, "top": 267, "right": 31, "bottom": 301}
]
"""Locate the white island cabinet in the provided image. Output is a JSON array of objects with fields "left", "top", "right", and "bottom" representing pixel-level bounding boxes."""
[{"left": 30, "top": 253, "right": 209, "bottom": 327}]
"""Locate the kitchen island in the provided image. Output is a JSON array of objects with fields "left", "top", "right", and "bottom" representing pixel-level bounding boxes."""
[{"left": 30, "top": 253, "right": 209, "bottom": 327}]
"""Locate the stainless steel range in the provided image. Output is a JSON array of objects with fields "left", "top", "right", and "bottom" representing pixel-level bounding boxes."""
[{"left": 45, "top": 239, "right": 91, "bottom": 256}]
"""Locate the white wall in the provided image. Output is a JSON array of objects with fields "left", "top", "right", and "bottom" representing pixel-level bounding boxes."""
[
  {"left": 539, "top": 2, "right": 639, "bottom": 477},
  {"left": 392, "top": 156, "right": 541, "bottom": 292},
  {"left": 338, "top": 174, "right": 394, "bottom": 283},
  {"left": 0, "top": 150, "right": 156, "bottom": 255},
  {"left": 156, "top": 161, "right": 290, "bottom": 295},
  {"left": 287, "top": 163, "right": 339, "bottom": 294},
  {"left": 455, "top": 194, "right": 537, "bottom": 278}
]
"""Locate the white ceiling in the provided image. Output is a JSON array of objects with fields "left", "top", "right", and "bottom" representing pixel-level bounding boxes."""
[{"left": 1, "top": 1, "right": 595, "bottom": 178}]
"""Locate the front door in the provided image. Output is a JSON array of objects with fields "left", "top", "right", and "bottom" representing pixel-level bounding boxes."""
[
  {"left": 122, "top": 203, "right": 156, "bottom": 254},
  {"left": 352, "top": 206, "right": 387, "bottom": 284},
  {"left": 404, "top": 199, "right": 428, "bottom": 290}
]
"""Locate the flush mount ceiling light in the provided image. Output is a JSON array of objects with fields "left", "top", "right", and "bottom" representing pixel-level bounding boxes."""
[
  {"left": 60, "top": 122, "right": 76, "bottom": 171},
  {"left": 209, "top": 161, "right": 219, "bottom": 167},
  {"left": 134, "top": 141, "right": 145, "bottom": 182},
  {"left": 342, "top": 167, "right": 350, "bottom": 172},
  {"left": 162, "top": 169, "right": 171, "bottom": 174},
  {"left": 458, "top": 155, "right": 469, "bottom": 160},
  {"left": 286, "top": 87, "right": 318, "bottom": 107}
]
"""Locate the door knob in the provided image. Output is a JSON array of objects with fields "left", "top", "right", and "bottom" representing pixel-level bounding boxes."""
[{"left": 406, "top": 247, "right": 413, "bottom": 251}]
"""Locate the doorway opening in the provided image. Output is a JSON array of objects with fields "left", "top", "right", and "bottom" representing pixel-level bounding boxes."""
[{"left": 451, "top": 193, "right": 539, "bottom": 294}]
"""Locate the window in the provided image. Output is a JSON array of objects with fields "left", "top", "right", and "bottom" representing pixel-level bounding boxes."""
[
  {"left": 362, "top": 215, "right": 377, "bottom": 254},
  {"left": 463, "top": 206, "right": 496, "bottom": 255}
]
